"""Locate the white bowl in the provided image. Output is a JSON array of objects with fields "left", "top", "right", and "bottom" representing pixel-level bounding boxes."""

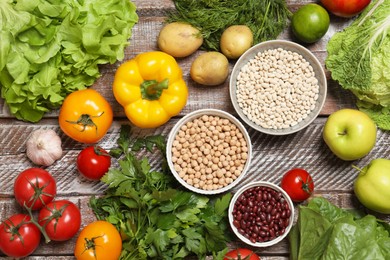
[
  {"left": 230, "top": 40, "right": 327, "bottom": 135},
  {"left": 166, "top": 109, "right": 252, "bottom": 195},
  {"left": 228, "top": 181, "right": 294, "bottom": 247}
]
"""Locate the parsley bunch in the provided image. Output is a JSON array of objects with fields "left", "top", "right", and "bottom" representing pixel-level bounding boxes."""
[{"left": 90, "top": 126, "right": 232, "bottom": 259}]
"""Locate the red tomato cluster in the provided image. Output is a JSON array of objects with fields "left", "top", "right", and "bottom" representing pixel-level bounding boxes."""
[{"left": 0, "top": 168, "right": 81, "bottom": 258}]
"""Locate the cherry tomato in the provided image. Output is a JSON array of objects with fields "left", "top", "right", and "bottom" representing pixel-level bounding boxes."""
[
  {"left": 224, "top": 248, "right": 260, "bottom": 260},
  {"left": 0, "top": 214, "right": 41, "bottom": 258},
  {"left": 74, "top": 221, "right": 122, "bottom": 260},
  {"left": 59, "top": 89, "right": 113, "bottom": 144},
  {"left": 321, "top": 0, "right": 371, "bottom": 17},
  {"left": 38, "top": 200, "right": 81, "bottom": 241},
  {"left": 281, "top": 168, "right": 314, "bottom": 202},
  {"left": 77, "top": 146, "right": 111, "bottom": 180},
  {"left": 14, "top": 168, "right": 57, "bottom": 210}
]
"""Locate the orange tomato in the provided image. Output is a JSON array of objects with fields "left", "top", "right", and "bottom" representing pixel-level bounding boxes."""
[
  {"left": 74, "top": 221, "right": 122, "bottom": 260},
  {"left": 59, "top": 89, "right": 113, "bottom": 143}
]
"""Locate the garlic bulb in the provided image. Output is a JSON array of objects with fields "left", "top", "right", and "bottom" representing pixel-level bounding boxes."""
[{"left": 26, "top": 129, "right": 63, "bottom": 166}]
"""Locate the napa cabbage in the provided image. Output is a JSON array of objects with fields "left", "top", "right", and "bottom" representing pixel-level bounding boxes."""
[{"left": 326, "top": 0, "right": 390, "bottom": 130}]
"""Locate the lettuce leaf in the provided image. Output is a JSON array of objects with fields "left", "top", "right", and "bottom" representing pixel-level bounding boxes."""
[
  {"left": 289, "top": 197, "right": 390, "bottom": 260},
  {"left": 325, "top": 0, "right": 390, "bottom": 130},
  {"left": 0, "top": 0, "right": 138, "bottom": 122}
]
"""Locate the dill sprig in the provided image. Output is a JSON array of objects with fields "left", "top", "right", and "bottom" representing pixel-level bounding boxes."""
[{"left": 167, "top": 0, "right": 292, "bottom": 51}]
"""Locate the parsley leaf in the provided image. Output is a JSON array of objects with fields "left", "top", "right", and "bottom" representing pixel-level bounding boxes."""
[{"left": 90, "top": 125, "right": 232, "bottom": 259}]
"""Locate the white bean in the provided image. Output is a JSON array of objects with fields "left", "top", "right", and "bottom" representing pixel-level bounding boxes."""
[{"left": 236, "top": 48, "right": 320, "bottom": 129}]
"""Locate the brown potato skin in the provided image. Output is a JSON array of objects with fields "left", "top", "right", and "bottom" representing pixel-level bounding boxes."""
[
  {"left": 158, "top": 22, "right": 203, "bottom": 58},
  {"left": 220, "top": 25, "right": 253, "bottom": 59},
  {"left": 190, "top": 52, "right": 229, "bottom": 86}
]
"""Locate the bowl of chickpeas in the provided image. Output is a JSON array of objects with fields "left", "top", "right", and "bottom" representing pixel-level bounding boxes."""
[
  {"left": 166, "top": 108, "right": 252, "bottom": 195},
  {"left": 229, "top": 40, "right": 327, "bottom": 135},
  {"left": 229, "top": 181, "right": 294, "bottom": 247}
]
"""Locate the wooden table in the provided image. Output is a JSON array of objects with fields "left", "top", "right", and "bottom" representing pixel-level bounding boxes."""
[{"left": 1, "top": 0, "right": 389, "bottom": 259}]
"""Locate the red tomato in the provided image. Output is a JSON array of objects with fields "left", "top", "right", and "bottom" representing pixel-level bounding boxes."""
[
  {"left": 0, "top": 214, "right": 41, "bottom": 258},
  {"left": 38, "top": 200, "right": 81, "bottom": 241},
  {"left": 320, "top": 0, "right": 371, "bottom": 17},
  {"left": 14, "top": 168, "right": 57, "bottom": 210},
  {"left": 224, "top": 248, "right": 260, "bottom": 260},
  {"left": 77, "top": 146, "right": 111, "bottom": 180},
  {"left": 281, "top": 168, "right": 314, "bottom": 202}
]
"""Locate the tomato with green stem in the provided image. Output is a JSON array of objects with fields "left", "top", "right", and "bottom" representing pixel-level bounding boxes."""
[
  {"left": 74, "top": 220, "right": 122, "bottom": 260},
  {"left": 77, "top": 146, "right": 111, "bottom": 180},
  {"left": 281, "top": 168, "right": 314, "bottom": 202},
  {"left": 14, "top": 168, "right": 57, "bottom": 210},
  {"left": 0, "top": 214, "right": 41, "bottom": 258},
  {"left": 38, "top": 200, "right": 81, "bottom": 241},
  {"left": 224, "top": 248, "right": 260, "bottom": 260},
  {"left": 59, "top": 89, "right": 113, "bottom": 144}
]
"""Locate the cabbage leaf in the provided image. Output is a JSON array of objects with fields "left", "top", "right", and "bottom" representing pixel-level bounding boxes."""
[
  {"left": 0, "top": 0, "right": 138, "bottom": 122},
  {"left": 325, "top": 0, "right": 390, "bottom": 130}
]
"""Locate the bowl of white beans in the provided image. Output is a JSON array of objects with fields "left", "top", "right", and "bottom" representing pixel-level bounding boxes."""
[
  {"left": 229, "top": 40, "right": 327, "bottom": 135},
  {"left": 166, "top": 108, "right": 252, "bottom": 195}
]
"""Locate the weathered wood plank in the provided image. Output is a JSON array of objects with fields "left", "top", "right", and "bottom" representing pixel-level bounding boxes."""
[{"left": 1, "top": 118, "right": 389, "bottom": 197}]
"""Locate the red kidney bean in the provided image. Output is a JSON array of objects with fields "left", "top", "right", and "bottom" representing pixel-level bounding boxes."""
[
  {"left": 232, "top": 185, "right": 292, "bottom": 243},
  {"left": 266, "top": 213, "right": 272, "bottom": 223},
  {"left": 281, "top": 210, "right": 287, "bottom": 218},
  {"left": 256, "top": 192, "right": 262, "bottom": 202},
  {"left": 233, "top": 220, "right": 240, "bottom": 228}
]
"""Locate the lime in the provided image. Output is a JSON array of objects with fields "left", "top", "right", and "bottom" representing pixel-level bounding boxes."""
[{"left": 291, "top": 3, "right": 330, "bottom": 43}]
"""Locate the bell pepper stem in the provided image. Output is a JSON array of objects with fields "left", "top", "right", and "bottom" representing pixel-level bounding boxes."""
[{"left": 140, "top": 78, "right": 169, "bottom": 100}]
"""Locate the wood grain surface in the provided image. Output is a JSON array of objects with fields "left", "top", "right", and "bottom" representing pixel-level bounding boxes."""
[{"left": 1, "top": 0, "right": 389, "bottom": 259}]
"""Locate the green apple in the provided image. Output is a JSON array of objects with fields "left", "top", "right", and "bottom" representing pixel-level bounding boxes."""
[
  {"left": 354, "top": 158, "right": 390, "bottom": 214},
  {"left": 323, "top": 109, "right": 377, "bottom": 161}
]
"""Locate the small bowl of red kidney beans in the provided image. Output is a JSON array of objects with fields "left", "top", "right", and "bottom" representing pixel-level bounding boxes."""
[{"left": 229, "top": 181, "right": 294, "bottom": 247}]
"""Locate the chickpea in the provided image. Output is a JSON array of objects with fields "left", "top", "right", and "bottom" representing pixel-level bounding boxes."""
[{"left": 171, "top": 114, "right": 249, "bottom": 191}]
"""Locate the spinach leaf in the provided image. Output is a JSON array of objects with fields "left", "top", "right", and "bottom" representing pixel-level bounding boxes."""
[{"left": 290, "top": 197, "right": 390, "bottom": 260}]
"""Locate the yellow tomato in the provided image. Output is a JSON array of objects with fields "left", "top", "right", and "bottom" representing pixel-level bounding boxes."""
[
  {"left": 74, "top": 221, "right": 122, "bottom": 260},
  {"left": 59, "top": 89, "right": 113, "bottom": 143}
]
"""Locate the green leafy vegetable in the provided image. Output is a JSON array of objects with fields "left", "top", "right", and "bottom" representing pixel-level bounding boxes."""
[
  {"left": 289, "top": 197, "right": 390, "bottom": 260},
  {"left": 0, "top": 0, "right": 138, "bottom": 122},
  {"left": 90, "top": 125, "right": 232, "bottom": 260},
  {"left": 325, "top": 0, "right": 390, "bottom": 130},
  {"left": 167, "top": 0, "right": 291, "bottom": 51}
]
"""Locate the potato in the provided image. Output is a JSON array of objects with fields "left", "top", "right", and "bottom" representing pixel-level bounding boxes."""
[
  {"left": 190, "top": 52, "right": 229, "bottom": 86},
  {"left": 220, "top": 25, "right": 253, "bottom": 59},
  {"left": 158, "top": 22, "right": 203, "bottom": 58}
]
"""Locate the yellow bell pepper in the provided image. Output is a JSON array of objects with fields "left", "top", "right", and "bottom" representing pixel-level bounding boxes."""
[{"left": 113, "top": 51, "right": 188, "bottom": 128}]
